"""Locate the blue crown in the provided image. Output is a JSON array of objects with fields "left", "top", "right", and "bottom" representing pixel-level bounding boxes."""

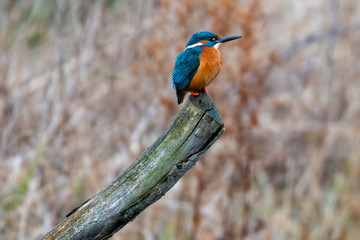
[{"left": 186, "top": 31, "right": 218, "bottom": 47}]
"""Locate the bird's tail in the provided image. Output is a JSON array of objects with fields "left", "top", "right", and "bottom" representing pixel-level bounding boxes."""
[{"left": 176, "top": 91, "right": 186, "bottom": 105}]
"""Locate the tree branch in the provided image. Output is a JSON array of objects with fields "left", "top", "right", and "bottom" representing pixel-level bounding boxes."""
[{"left": 41, "top": 91, "right": 224, "bottom": 240}]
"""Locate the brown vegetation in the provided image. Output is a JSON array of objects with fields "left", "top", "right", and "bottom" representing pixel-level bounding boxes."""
[{"left": 1, "top": 0, "right": 360, "bottom": 239}]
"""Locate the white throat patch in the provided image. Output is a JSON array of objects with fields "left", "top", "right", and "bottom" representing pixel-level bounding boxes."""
[
  {"left": 184, "top": 42, "right": 221, "bottom": 50},
  {"left": 185, "top": 42, "right": 203, "bottom": 49}
]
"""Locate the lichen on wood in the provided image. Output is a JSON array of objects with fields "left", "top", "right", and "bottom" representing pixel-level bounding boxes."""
[{"left": 41, "top": 91, "right": 224, "bottom": 240}]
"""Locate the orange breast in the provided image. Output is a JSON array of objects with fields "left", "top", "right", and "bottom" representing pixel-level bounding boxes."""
[{"left": 186, "top": 46, "right": 222, "bottom": 91}]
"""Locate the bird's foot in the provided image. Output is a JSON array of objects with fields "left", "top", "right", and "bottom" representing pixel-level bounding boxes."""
[
  {"left": 190, "top": 90, "right": 199, "bottom": 96},
  {"left": 191, "top": 88, "right": 207, "bottom": 96}
]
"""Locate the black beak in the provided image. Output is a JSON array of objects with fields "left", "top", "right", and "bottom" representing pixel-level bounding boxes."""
[{"left": 216, "top": 35, "right": 242, "bottom": 43}]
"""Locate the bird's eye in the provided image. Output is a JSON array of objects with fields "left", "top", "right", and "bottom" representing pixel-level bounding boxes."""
[{"left": 211, "top": 37, "right": 216, "bottom": 41}]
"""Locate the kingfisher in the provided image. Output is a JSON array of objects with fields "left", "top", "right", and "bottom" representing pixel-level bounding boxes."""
[{"left": 172, "top": 31, "right": 242, "bottom": 104}]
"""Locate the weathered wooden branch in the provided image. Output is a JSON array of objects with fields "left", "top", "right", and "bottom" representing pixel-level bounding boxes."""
[{"left": 41, "top": 91, "right": 224, "bottom": 240}]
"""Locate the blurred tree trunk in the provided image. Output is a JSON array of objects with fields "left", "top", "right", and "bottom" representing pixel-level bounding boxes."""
[{"left": 41, "top": 91, "right": 224, "bottom": 240}]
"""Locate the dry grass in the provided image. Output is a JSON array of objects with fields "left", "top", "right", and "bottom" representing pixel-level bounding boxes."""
[{"left": 1, "top": 0, "right": 360, "bottom": 239}]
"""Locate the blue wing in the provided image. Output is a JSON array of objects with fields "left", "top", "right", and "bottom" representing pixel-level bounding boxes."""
[{"left": 172, "top": 47, "right": 201, "bottom": 92}]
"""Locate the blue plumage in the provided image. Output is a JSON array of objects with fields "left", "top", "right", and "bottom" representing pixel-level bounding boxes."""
[
  {"left": 171, "top": 31, "right": 242, "bottom": 104},
  {"left": 186, "top": 31, "right": 218, "bottom": 47},
  {"left": 172, "top": 32, "right": 220, "bottom": 104},
  {"left": 172, "top": 47, "right": 202, "bottom": 92}
]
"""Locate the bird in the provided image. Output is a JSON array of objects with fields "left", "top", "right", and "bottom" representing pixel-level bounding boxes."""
[{"left": 172, "top": 31, "right": 242, "bottom": 104}]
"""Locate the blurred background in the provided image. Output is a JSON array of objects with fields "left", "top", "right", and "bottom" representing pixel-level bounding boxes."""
[{"left": 0, "top": 0, "right": 359, "bottom": 239}]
